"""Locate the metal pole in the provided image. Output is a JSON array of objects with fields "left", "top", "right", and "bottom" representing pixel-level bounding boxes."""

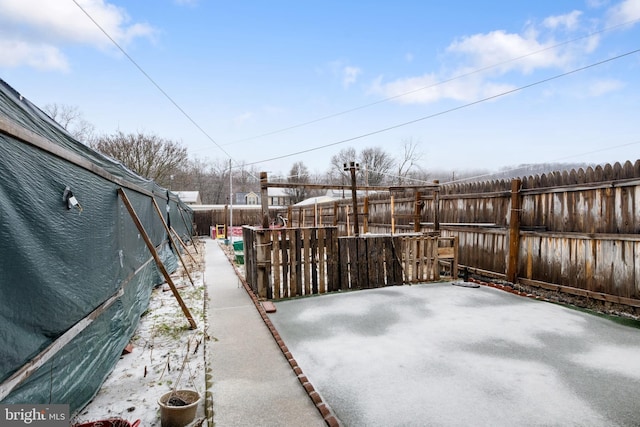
[
  {"left": 344, "top": 161, "right": 360, "bottom": 237},
  {"left": 229, "top": 158, "right": 233, "bottom": 241}
]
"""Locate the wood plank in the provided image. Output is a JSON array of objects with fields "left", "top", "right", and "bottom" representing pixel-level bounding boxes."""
[
  {"left": 412, "top": 237, "right": 420, "bottom": 281},
  {"left": 318, "top": 228, "right": 327, "bottom": 294},
  {"left": 272, "top": 231, "right": 281, "bottom": 299},
  {"left": 349, "top": 237, "right": 360, "bottom": 289},
  {"left": 289, "top": 229, "right": 298, "bottom": 297},
  {"left": 339, "top": 237, "right": 350, "bottom": 291},
  {"left": 280, "top": 230, "right": 290, "bottom": 298},
  {"left": 432, "top": 237, "right": 440, "bottom": 280},
  {"left": 328, "top": 228, "right": 340, "bottom": 292},
  {"left": 438, "top": 247, "right": 455, "bottom": 258},
  {"left": 118, "top": 188, "right": 196, "bottom": 329},
  {"left": 366, "top": 237, "right": 377, "bottom": 288},
  {"left": 303, "top": 228, "right": 311, "bottom": 295},
  {"left": 311, "top": 228, "right": 319, "bottom": 294}
]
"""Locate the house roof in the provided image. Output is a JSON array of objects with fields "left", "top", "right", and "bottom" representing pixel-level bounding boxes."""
[
  {"left": 267, "top": 187, "right": 290, "bottom": 197},
  {"left": 175, "top": 191, "right": 201, "bottom": 204}
]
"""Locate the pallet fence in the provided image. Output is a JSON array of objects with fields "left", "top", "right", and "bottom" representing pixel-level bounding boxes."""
[{"left": 243, "top": 226, "right": 458, "bottom": 300}]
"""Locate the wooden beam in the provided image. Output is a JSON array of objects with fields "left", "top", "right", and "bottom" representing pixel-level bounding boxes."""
[
  {"left": 506, "top": 178, "right": 522, "bottom": 283},
  {"left": 171, "top": 226, "right": 199, "bottom": 267},
  {"left": 414, "top": 191, "right": 421, "bottom": 233},
  {"left": 264, "top": 181, "right": 390, "bottom": 191},
  {"left": 260, "top": 171, "right": 269, "bottom": 228},
  {"left": 0, "top": 116, "right": 155, "bottom": 198},
  {"left": 151, "top": 197, "right": 196, "bottom": 287},
  {"left": 118, "top": 188, "right": 197, "bottom": 329},
  {"left": 0, "top": 287, "right": 125, "bottom": 400},
  {"left": 177, "top": 206, "right": 198, "bottom": 254}
]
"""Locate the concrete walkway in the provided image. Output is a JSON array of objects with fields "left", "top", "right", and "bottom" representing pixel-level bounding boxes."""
[{"left": 205, "top": 238, "right": 326, "bottom": 427}]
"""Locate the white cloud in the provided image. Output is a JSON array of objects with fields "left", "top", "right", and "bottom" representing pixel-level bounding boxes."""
[
  {"left": 369, "top": 7, "right": 604, "bottom": 106},
  {"left": 586, "top": 78, "right": 625, "bottom": 96},
  {"left": 0, "top": 39, "right": 69, "bottom": 70},
  {"left": 342, "top": 66, "right": 362, "bottom": 88},
  {"left": 326, "top": 61, "right": 362, "bottom": 88},
  {"left": 586, "top": 0, "right": 609, "bottom": 8},
  {"left": 446, "top": 30, "right": 572, "bottom": 74},
  {"left": 370, "top": 73, "right": 517, "bottom": 105},
  {"left": 233, "top": 112, "right": 253, "bottom": 127},
  {"left": 174, "top": 0, "right": 199, "bottom": 6},
  {"left": 543, "top": 10, "right": 583, "bottom": 31},
  {"left": 0, "top": 0, "right": 156, "bottom": 70},
  {"left": 606, "top": 0, "right": 640, "bottom": 26}
]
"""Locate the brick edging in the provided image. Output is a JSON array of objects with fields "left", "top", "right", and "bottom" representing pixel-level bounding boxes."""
[{"left": 222, "top": 244, "right": 342, "bottom": 427}]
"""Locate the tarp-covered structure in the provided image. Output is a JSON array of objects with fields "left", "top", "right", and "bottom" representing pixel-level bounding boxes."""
[{"left": 0, "top": 78, "right": 194, "bottom": 413}]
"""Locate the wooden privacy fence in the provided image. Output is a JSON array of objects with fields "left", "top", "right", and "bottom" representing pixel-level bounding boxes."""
[
  {"left": 273, "top": 161, "right": 640, "bottom": 308},
  {"left": 242, "top": 226, "right": 458, "bottom": 300}
]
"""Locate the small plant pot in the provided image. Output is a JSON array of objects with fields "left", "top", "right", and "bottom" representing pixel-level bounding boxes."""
[{"left": 157, "top": 390, "right": 200, "bottom": 427}]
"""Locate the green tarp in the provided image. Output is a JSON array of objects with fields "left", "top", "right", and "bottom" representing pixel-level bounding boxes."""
[{"left": 0, "top": 78, "right": 193, "bottom": 414}]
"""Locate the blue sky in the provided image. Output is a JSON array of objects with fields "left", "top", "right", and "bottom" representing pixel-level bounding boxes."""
[{"left": 1, "top": 0, "right": 639, "bottom": 178}]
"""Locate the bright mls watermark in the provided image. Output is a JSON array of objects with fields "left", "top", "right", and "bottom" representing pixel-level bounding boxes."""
[{"left": 1, "top": 404, "right": 69, "bottom": 426}]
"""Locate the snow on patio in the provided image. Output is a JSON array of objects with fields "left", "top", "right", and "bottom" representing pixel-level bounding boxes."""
[{"left": 269, "top": 282, "right": 640, "bottom": 427}]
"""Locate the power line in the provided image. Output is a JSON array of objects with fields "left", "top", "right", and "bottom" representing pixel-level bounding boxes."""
[
  {"left": 242, "top": 47, "right": 640, "bottom": 167},
  {"left": 228, "top": 17, "right": 640, "bottom": 146},
  {"left": 71, "top": 0, "right": 235, "bottom": 162}
]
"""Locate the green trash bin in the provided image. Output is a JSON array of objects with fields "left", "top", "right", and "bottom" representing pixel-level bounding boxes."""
[{"left": 233, "top": 240, "right": 243, "bottom": 251}]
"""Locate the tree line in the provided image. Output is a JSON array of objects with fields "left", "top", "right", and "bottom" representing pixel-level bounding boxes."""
[
  {"left": 45, "top": 103, "right": 592, "bottom": 205},
  {"left": 45, "top": 103, "right": 433, "bottom": 204}
]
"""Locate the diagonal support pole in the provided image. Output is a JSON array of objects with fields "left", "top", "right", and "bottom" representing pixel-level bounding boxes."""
[
  {"left": 118, "top": 188, "right": 197, "bottom": 329},
  {"left": 177, "top": 205, "right": 198, "bottom": 254},
  {"left": 151, "top": 197, "right": 196, "bottom": 287},
  {"left": 171, "top": 226, "right": 199, "bottom": 267}
]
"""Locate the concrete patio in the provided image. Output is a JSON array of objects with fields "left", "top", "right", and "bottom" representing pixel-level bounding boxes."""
[{"left": 268, "top": 282, "right": 640, "bottom": 426}]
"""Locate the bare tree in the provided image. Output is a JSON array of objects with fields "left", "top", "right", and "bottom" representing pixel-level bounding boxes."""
[
  {"left": 43, "top": 103, "right": 95, "bottom": 144},
  {"left": 396, "top": 138, "right": 423, "bottom": 185},
  {"left": 361, "top": 146, "right": 394, "bottom": 186},
  {"left": 286, "top": 161, "right": 311, "bottom": 204},
  {"left": 329, "top": 147, "right": 357, "bottom": 184},
  {"left": 92, "top": 131, "right": 188, "bottom": 186}
]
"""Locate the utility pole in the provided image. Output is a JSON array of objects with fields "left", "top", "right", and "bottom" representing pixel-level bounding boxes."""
[
  {"left": 229, "top": 158, "right": 233, "bottom": 240},
  {"left": 343, "top": 161, "right": 360, "bottom": 236}
]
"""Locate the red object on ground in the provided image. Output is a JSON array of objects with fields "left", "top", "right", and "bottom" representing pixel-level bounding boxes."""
[{"left": 121, "top": 344, "right": 134, "bottom": 355}]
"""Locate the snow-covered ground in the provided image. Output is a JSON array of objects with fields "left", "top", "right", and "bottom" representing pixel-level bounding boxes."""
[
  {"left": 270, "top": 282, "right": 640, "bottom": 426},
  {"left": 71, "top": 242, "right": 208, "bottom": 427}
]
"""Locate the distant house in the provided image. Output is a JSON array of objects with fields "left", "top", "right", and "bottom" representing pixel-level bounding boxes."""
[
  {"left": 245, "top": 191, "right": 259, "bottom": 205},
  {"left": 234, "top": 191, "right": 260, "bottom": 205},
  {"left": 268, "top": 187, "right": 292, "bottom": 207},
  {"left": 175, "top": 191, "right": 202, "bottom": 205}
]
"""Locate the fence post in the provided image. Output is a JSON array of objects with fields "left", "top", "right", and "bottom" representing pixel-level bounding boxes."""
[
  {"left": 414, "top": 191, "right": 421, "bottom": 232},
  {"left": 506, "top": 178, "right": 522, "bottom": 283},
  {"left": 260, "top": 171, "right": 269, "bottom": 228},
  {"left": 433, "top": 180, "right": 440, "bottom": 233},
  {"left": 363, "top": 197, "right": 369, "bottom": 234},
  {"left": 256, "top": 229, "right": 272, "bottom": 299},
  {"left": 391, "top": 195, "right": 396, "bottom": 234}
]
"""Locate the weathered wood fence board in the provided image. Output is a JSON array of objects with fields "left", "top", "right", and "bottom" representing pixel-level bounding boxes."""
[
  {"left": 273, "top": 160, "right": 640, "bottom": 307},
  {"left": 243, "top": 227, "right": 457, "bottom": 300}
]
